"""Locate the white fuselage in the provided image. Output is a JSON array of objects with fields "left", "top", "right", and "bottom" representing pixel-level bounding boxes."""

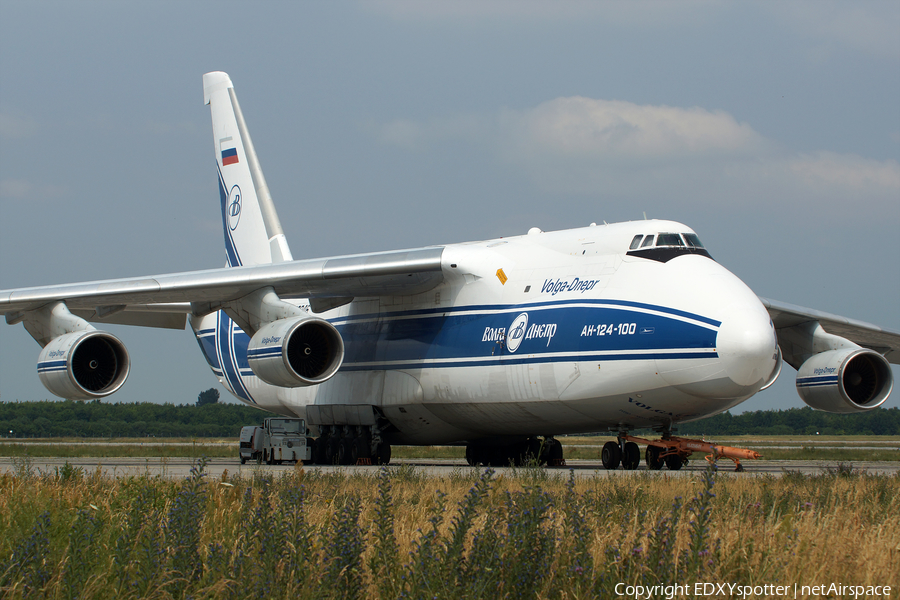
[{"left": 192, "top": 219, "right": 778, "bottom": 444}]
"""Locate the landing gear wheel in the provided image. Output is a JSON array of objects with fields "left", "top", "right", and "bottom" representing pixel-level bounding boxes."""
[
  {"left": 325, "top": 436, "right": 341, "bottom": 465},
  {"left": 338, "top": 437, "right": 355, "bottom": 465},
  {"left": 601, "top": 441, "right": 621, "bottom": 470},
  {"left": 465, "top": 445, "right": 478, "bottom": 466},
  {"left": 354, "top": 436, "right": 370, "bottom": 463},
  {"left": 375, "top": 442, "right": 391, "bottom": 465},
  {"left": 645, "top": 445, "right": 663, "bottom": 470},
  {"left": 546, "top": 439, "right": 564, "bottom": 467},
  {"left": 665, "top": 454, "right": 684, "bottom": 471},
  {"left": 313, "top": 436, "right": 328, "bottom": 464},
  {"left": 622, "top": 442, "right": 640, "bottom": 470}
]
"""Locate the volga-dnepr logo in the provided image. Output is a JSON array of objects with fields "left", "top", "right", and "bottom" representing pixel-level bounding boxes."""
[
  {"left": 507, "top": 313, "right": 528, "bottom": 353},
  {"left": 227, "top": 184, "right": 242, "bottom": 231}
]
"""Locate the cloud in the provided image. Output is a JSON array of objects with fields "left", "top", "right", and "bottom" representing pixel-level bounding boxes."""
[
  {"left": 789, "top": 152, "right": 900, "bottom": 192},
  {"left": 497, "top": 97, "right": 765, "bottom": 161}
]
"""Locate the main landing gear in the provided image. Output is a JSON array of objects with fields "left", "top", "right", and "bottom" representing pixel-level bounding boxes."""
[
  {"left": 602, "top": 431, "right": 761, "bottom": 472},
  {"left": 311, "top": 425, "right": 391, "bottom": 466},
  {"left": 465, "top": 436, "right": 566, "bottom": 467}
]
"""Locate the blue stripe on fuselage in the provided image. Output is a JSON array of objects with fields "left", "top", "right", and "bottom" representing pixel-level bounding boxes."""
[
  {"left": 215, "top": 311, "right": 254, "bottom": 403},
  {"left": 330, "top": 298, "right": 721, "bottom": 328},
  {"left": 219, "top": 301, "right": 719, "bottom": 374}
]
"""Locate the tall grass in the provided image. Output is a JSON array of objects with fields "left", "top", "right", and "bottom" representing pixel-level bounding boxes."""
[{"left": 0, "top": 460, "right": 898, "bottom": 598}]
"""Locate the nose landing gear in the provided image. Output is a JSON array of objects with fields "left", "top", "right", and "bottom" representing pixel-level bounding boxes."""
[
  {"left": 602, "top": 424, "right": 760, "bottom": 471},
  {"left": 606, "top": 434, "right": 759, "bottom": 472}
]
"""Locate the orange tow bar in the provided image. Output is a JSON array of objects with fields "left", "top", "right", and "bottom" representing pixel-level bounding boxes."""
[{"left": 625, "top": 435, "right": 761, "bottom": 472}]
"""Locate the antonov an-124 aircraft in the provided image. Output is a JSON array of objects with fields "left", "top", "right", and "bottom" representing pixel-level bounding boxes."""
[{"left": 2, "top": 72, "right": 898, "bottom": 470}]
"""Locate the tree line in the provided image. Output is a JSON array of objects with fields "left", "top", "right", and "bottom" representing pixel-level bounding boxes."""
[
  {"left": 0, "top": 400, "right": 897, "bottom": 439},
  {"left": 0, "top": 400, "right": 264, "bottom": 438},
  {"left": 674, "top": 406, "right": 900, "bottom": 436}
]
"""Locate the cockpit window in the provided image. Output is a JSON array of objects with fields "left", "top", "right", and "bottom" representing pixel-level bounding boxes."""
[
  {"left": 683, "top": 233, "right": 704, "bottom": 248},
  {"left": 656, "top": 233, "right": 684, "bottom": 247},
  {"left": 629, "top": 235, "right": 643, "bottom": 250},
  {"left": 640, "top": 235, "right": 655, "bottom": 248}
]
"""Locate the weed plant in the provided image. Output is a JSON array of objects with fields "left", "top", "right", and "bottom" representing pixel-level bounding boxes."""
[{"left": 0, "top": 460, "right": 898, "bottom": 598}]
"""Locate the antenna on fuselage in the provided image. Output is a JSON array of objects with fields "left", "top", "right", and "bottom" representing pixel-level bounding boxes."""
[{"left": 642, "top": 211, "right": 648, "bottom": 220}]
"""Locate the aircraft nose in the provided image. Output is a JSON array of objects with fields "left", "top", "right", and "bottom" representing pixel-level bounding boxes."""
[{"left": 715, "top": 300, "right": 778, "bottom": 392}]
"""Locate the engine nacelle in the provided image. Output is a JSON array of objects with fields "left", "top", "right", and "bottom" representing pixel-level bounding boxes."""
[
  {"left": 796, "top": 348, "right": 893, "bottom": 413},
  {"left": 37, "top": 330, "right": 130, "bottom": 400},
  {"left": 247, "top": 315, "right": 344, "bottom": 387}
]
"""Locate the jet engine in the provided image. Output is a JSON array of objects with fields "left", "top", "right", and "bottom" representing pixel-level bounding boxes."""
[
  {"left": 247, "top": 315, "right": 344, "bottom": 387},
  {"left": 796, "top": 348, "right": 893, "bottom": 413},
  {"left": 37, "top": 330, "right": 130, "bottom": 400}
]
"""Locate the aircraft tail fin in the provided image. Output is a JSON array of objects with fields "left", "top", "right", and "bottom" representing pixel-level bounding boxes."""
[{"left": 203, "top": 71, "right": 292, "bottom": 267}]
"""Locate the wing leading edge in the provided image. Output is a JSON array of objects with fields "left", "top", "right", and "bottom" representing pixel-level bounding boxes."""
[
  {"left": 1, "top": 246, "right": 445, "bottom": 325},
  {"left": 761, "top": 297, "right": 900, "bottom": 365}
]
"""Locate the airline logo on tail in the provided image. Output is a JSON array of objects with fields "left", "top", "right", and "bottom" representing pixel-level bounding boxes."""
[{"left": 227, "top": 185, "right": 242, "bottom": 230}]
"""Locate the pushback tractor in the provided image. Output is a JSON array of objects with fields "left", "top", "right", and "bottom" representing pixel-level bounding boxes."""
[{"left": 239, "top": 417, "right": 312, "bottom": 465}]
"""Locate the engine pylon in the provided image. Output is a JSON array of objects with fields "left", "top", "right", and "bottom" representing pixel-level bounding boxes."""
[{"left": 626, "top": 434, "right": 761, "bottom": 472}]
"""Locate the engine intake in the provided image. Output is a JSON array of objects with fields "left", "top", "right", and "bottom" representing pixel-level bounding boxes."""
[
  {"left": 796, "top": 348, "right": 893, "bottom": 413},
  {"left": 247, "top": 315, "right": 344, "bottom": 387},
  {"left": 37, "top": 330, "right": 131, "bottom": 399}
]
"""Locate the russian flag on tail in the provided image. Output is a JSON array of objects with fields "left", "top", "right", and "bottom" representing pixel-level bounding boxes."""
[{"left": 221, "top": 147, "right": 239, "bottom": 166}]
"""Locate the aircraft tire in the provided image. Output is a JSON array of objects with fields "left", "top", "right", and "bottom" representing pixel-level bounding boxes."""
[
  {"left": 645, "top": 446, "right": 663, "bottom": 470},
  {"left": 601, "top": 441, "right": 621, "bottom": 470},
  {"left": 354, "top": 436, "right": 370, "bottom": 462},
  {"left": 665, "top": 454, "right": 684, "bottom": 471},
  {"left": 546, "top": 439, "right": 564, "bottom": 467},
  {"left": 326, "top": 436, "right": 341, "bottom": 465},
  {"left": 313, "top": 436, "right": 328, "bottom": 464},
  {"left": 622, "top": 442, "right": 640, "bottom": 470},
  {"left": 465, "top": 445, "right": 478, "bottom": 466},
  {"left": 338, "top": 437, "right": 355, "bottom": 465},
  {"left": 375, "top": 442, "right": 391, "bottom": 465}
]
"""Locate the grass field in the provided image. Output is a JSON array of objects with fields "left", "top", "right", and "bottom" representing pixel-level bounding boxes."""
[
  {"left": 1, "top": 457, "right": 898, "bottom": 599},
  {"left": 1, "top": 435, "right": 898, "bottom": 462}
]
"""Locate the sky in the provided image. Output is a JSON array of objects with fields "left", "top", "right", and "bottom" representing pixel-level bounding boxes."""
[{"left": 1, "top": 1, "right": 898, "bottom": 414}]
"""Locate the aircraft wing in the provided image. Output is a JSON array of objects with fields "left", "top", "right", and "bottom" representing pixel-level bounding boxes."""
[
  {"left": 1, "top": 246, "right": 445, "bottom": 328},
  {"left": 761, "top": 297, "right": 900, "bottom": 364}
]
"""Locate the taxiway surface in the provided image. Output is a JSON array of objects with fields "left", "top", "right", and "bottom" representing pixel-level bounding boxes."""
[{"left": 2, "top": 457, "right": 897, "bottom": 479}]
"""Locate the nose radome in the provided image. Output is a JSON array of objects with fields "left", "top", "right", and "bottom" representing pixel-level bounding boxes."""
[{"left": 715, "top": 302, "right": 777, "bottom": 390}]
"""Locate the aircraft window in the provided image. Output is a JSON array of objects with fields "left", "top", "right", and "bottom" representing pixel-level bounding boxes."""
[
  {"left": 629, "top": 235, "right": 643, "bottom": 249},
  {"left": 640, "top": 235, "right": 655, "bottom": 248},
  {"left": 656, "top": 233, "right": 684, "bottom": 247},
  {"left": 683, "top": 233, "right": 704, "bottom": 248}
]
